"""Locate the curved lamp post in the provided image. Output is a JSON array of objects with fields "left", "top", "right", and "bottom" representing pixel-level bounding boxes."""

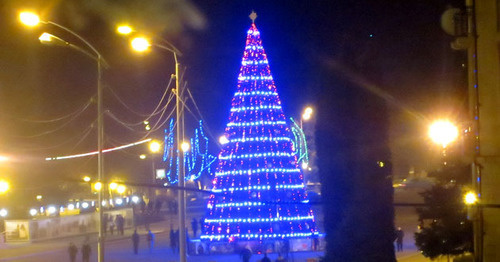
[
  {"left": 20, "top": 11, "right": 108, "bottom": 262},
  {"left": 117, "top": 26, "right": 188, "bottom": 262}
]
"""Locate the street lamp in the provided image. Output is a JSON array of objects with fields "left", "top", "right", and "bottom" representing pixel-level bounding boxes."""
[
  {"left": 118, "top": 26, "right": 187, "bottom": 262},
  {"left": 429, "top": 120, "right": 459, "bottom": 148},
  {"left": 20, "top": 11, "right": 107, "bottom": 262},
  {"left": 0, "top": 180, "right": 10, "bottom": 194},
  {"left": 465, "top": 191, "right": 478, "bottom": 205},
  {"left": 301, "top": 106, "right": 314, "bottom": 129}
]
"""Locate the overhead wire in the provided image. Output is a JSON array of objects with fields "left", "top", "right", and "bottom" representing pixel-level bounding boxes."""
[
  {"left": 12, "top": 99, "right": 94, "bottom": 138},
  {"left": 6, "top": 99, "right": 93, "bottom": 124}
]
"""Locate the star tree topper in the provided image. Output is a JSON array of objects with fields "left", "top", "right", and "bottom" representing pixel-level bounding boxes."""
[{"left": 249, "top": 11, "right": 257, "bottom": 23}]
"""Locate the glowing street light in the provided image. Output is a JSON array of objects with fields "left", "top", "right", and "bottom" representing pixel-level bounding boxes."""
[
  {"left": 181, "top": 141, "right": 190, "bottom": 152},
  {"left": 19, "top": 11, "right": 40, "bottom": 27},
  {"left": 465, "top": 191, "right": 478, "bottom": 205},
  {"left": 0, "top": 180, "right": 10, "bottom": 194},
  {"left": 109, "top": 182, "right": 118, "bottom": 190},
  {"left": 116, "top": 25, "right": 133, "bottom": 35},
  {"left": 149, "top": 141, "right": 161, "bottom": 153},
  {"left": 131, "top": 37, "right": 151, "bottom": 52},
  {"left": 29, "top": 208, "right": 38, "bottom": 216},
  {"left": 83, "top": 176, "right": 91, "bottom": 182},
  {"left": 117, "top": 185, "right": 126, "bottom": 194},
  {"left": 0, "top": 208, "right": 8, "bottom": 217},
  {"left": 429, "top": 120, "right": 459, "bottom": 148},
  {"left": 94, "top": 182, "right": 103, "bottom": 191},
  {"left": 139, "top": 154, "right": 147, "bottom": 160},
  {"left": 219, "top": 135, "right": 229, "bottom": 145}
]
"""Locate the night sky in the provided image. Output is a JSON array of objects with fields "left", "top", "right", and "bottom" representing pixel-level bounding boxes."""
[{"left": 0, "top": 1, "right": 466, "bottom": 202}]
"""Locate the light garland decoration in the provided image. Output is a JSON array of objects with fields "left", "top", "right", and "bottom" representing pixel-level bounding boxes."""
[
  {"left": 201, "top": 22, "right": 317, "bottom": 242},
  {"left": 161, "top": 119, "right": 217, "bottom": 184},
  {"left": 290, "top": 117, "right": 309, "bottom": 166},
  {"left": 215, "top": 168, "right": 300, "bottom": 177},
  {"left": 204, "top": 215, "right": 314, "bottom": 223},
  {"left": 218, "top": 151, "right": 295, "bottom": 160},
  {"left": 226, "top": 120, "right": 286, "bottom": 127},
  {"left": 230, "top": 105, "right": 282, "bottom": 112},
  {"left": 211, "top": 183, "right": 304, "bottom": 193},
  {"left": 45, "top": 138, "right": 152, "bottom": 161}
]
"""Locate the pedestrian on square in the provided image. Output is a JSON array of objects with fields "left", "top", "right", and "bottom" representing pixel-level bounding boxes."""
[
  {"left": 81, "top": 241, "right": 91, "bottom": 262},
  {"left": 395, "top": 227, "right": 404, "bottom": 252},
  {"left": 132, "top": 230, "right": 140, "bottom": 254},
  {"left": 191, "top": 218, "right": 198, "bottom": 238},
  {"left": 68, "top": 242, "right": 78, "bottom": 262},
  {"left": 170, "top": 227, "right": 176, "bottom": 253},
  {"left": 240, "top": 246, "right": 252, "bottom": 262},
  {"left": 147, "top": 230, "right": 155, "bottom": 252},
  {"left": 261, "top": 252, "right": 271, "bottom": 262},
  {"left": 109, "top": 217, "right": 115, "bottom": 235}
]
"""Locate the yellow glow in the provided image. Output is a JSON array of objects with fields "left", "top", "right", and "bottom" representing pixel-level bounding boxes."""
[
  {"left": 219, "top": 135, "right": 229, "bottom": 145},
  {"left": 117, "top": 25, "right": 133, "bottom": 35},
  {"left": 304, "top": 107, "right": 313, "bottom": 115},
  {"left": 109, "top": 182, "right": 118, "bottom": 190},
  {"left": 83, "top": 176, "right": 91, "bottom": 182},
  {"left": 38, "top": 32, "right": 53, "bottom": 42},
  {"left": 139, "top": 154, "right": 147, "bottom": 159},
  {"left": 429, "top": 120, "right": 459, "bottom": 148},
  {"left": 131, "top": 37, "right": 150, "bottom": 52},
  {"left": 0, "top": 180, "right": 10, "bottom": 194},
  {"left": 302, "top": 113, "right": 312, "bottom": 121},
  {"left": 117, "top": 185, "right": 126, "bottom": 194},
  {"left": 149, "top": 141, "right": 161, "bottom": 153},
  {"left": 464, "top": 191, "right": 478, "bottom": 205},
  {"left": 301, "top": 162, "right": 309, "bottom": 169},
  {"left": 36, "top": 195, "right": 42, "bottom": 200},
  {"left": 19, "top": 11, "right": 40, "bottom": 27},
  {"left": 29, "top": 209, "right": 38, "bottom": 216},
  {"left": 181, "top": 141, "right": 190, "bottom": 152},
  {"left": 93, "top": 182, "right": 102, "bottom": 191},
  {"left": 0, "top": 156, "right": 9, "bottom": 162}
]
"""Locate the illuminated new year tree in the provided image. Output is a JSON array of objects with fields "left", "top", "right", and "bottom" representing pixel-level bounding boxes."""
[{"left": 201, "top": 20, "right": 318, "bottom": 242}]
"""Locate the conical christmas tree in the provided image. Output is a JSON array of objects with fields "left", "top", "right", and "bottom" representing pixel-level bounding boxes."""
[{"left": 201, "top": 20, "right": 318, "bottom": 242}]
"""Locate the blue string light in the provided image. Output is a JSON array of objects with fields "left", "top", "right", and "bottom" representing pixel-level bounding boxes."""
[{"left": 162, "top": 119, "right": 217, "bottom": 184}]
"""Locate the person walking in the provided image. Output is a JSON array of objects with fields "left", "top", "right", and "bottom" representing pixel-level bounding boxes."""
[
  {"left": 261, "top": 252, "right": 271, "bottom": 262},
  {"left": 191, "top": 218, "right": 198, "bottom": 238},
  {"left": 81, "top": 241, "right": 91, "bottom": 262},
  {"left": 68, "top": 242, "right": 78, "bottom": 262},
  {"left": 170, "top": 228, "right": 177, "bottom": 253},
  {"left": 132, "top": 230, "right": 140, "bottom": 254},
  {"left": 395, "top": 227, "right": 405, "bottom": 252},
  {"left": 147, "top": 230, "right": 155, "bottom": 253},
  {"left": 240, "top": 247, "right": 252, "bottom": 262}
]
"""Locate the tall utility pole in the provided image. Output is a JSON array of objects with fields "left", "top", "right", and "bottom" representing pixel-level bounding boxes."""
[
  {"left": 174, "top": 53, "right": 187, "bottom": 262},
  {"left": 465, "top": 0, "right": 482, "bottom": 261}
]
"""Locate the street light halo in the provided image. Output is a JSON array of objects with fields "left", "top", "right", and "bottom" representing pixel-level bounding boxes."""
[
  {"left": 117, "top": 25, "right": 133, "bottom": 35},
  {"left": 131, "top": 37, "right": 151, "bottom": 52},
  {"left": 464, "top": 191, "right": 478, "bottom": 205},
  {"left": 429, "top": 120, "right": 459, "bottom": 148},
  {"left": 149, "top": 141, "right": 161, "bottom": 153},
  {"left": 181, "top": 141, "right": 190, "bottom": 152},
  {"left": 0, "top": 180, "right": 10, "bottom": 194},
  {"left": 19, "top": 11, "right": 40, "bottom": 27}
]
